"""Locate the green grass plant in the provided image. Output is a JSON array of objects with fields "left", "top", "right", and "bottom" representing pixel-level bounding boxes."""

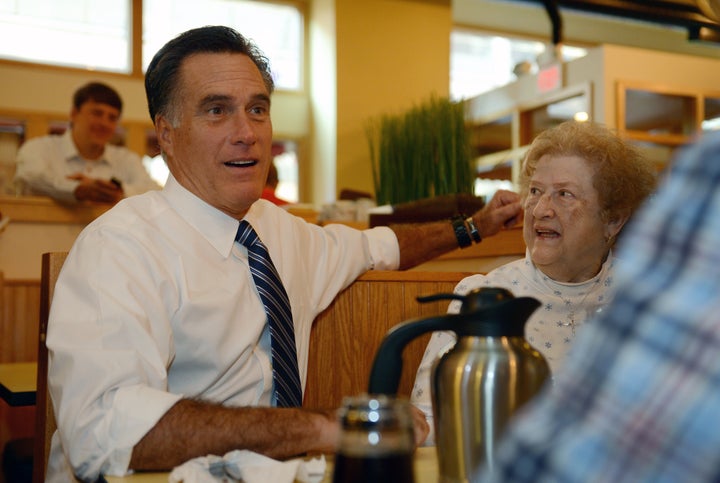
[{"left": 366, "top": 95, "right": 474, "bottom": 205}]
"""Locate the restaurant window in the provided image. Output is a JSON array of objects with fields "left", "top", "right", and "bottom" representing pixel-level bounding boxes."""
[
  {"left": 272, "top": 140, "right": 299, "bottom": 203},
  {"left": 450, "top": 29, "right": 588, "bottom": 101},
  {"left": 142, "top": 0, "right": 304, "bottom": 91},
  {"left": 451, "top": 30, "right": 588, "bottom": 198},
  {"left": 0, "top": 1, "right": 303, "bottom": 89},
  {"left": 0, "top": 0, "right": 132, "bottom": 73}
]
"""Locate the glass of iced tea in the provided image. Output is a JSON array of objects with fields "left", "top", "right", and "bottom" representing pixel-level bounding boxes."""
[{"left": 332, "top": 394, "right": 415, "bottom": 483}]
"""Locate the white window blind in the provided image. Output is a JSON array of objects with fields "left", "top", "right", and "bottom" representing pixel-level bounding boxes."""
[
  {"left": 0, "top": 0, "right": 131, "bottom": 73},
  {"left": 142, "top": 0, "right": 303, "bottom": 90}
]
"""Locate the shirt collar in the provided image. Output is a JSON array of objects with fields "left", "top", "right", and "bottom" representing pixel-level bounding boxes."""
[
  {"left": 61, "top": 129, "right": 114, "bottom": 166},
  {"left": 161, "top": 174, "right": 248, "bottom": 258},
  {"left": 525, "top": 248, "right": 615, "bottom": 289},
  {"left": 60, "top": 129, "right": 80, "bottom": 161}
]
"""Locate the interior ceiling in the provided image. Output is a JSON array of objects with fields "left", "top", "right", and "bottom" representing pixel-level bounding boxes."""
[{"left": 504, "top": 0, "right": 720, "bottom": 42}]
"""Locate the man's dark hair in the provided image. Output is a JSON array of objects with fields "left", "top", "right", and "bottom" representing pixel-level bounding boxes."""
[
  {"left": 144, "top": 25, "right": 275, "bottom": 125},
  {"left": 73, "top": 82, "right": 123, "bottom": 113}
]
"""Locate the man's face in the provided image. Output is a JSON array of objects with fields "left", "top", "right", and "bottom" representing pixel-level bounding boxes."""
[
  {"left": 156, "top": 52, "right": 273, "bottom": 220},
  {"left": 70, "top": 100, "right": 120, "bottom": 149}
]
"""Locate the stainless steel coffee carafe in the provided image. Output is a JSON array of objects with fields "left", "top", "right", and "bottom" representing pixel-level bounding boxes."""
[{"left": 368, "top": 287, "right": 550, "bottom": 483}]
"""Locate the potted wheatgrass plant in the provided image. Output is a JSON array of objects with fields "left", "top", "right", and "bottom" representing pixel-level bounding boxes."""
[{"left": 365, "top": 95, "right": 474, "bottom": 206}]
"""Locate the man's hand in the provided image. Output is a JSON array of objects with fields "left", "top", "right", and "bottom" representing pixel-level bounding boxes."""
[
  {"left": 471, "top": 189, "right": 523, "bottom": 239},
  {"left": 69, "top": 173, "right": 124, "bottom": 204}
]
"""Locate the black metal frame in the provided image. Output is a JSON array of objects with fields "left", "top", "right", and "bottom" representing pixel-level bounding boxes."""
[{"left": 505, "top": 0, "right": 720, "bottom": 43}]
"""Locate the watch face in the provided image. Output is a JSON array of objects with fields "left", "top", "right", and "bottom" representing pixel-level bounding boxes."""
[{"left": 466, "top": 217, "right": 481, "bottom": 243}]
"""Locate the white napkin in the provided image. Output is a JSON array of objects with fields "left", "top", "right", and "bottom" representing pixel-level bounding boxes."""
[{"left": 168, "top": 450, "right": 326, "bottom": 483}]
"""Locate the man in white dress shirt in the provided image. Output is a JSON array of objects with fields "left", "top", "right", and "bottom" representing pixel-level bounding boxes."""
[
  {"left": 14, "top": 82, "right": 160, "bottom": 204},
  {"left": 46, "top": 26, "right": 523, "bottom": 482}
]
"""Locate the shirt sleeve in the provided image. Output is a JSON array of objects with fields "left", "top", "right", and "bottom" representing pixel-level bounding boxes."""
[
  {"left": 287, "top": 221, "right": 400, "bottom": 317},
  {"left": 14, "top": 138, "right": 80, "bottom": 203},
  {"left": 47, "top": 228, "right": 182, "bottom": 480},
  {"left": 362, "top": 226, "right": 400, "bottom": 270}
]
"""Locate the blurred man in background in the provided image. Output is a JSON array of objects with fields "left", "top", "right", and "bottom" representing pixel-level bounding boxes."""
[{"left": 15, "top": 81, "right": 160, "bottom": 204}]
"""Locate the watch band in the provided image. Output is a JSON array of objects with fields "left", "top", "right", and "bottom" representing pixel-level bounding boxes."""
[{"left": 451, "top": 215, "right": 472, "bottom": 248}]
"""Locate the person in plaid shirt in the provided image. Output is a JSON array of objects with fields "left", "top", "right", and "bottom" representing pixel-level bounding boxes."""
[{"left": 481, "top": 131, "right": 720, "bottom": 482}]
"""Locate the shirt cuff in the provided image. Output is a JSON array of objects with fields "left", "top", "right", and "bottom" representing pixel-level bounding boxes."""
[
  {"left": 101, "top": 386, "right": 183, "bottom": 477},
  {"left": 363, "top": 226, "right": 400, "bottom": 270}
]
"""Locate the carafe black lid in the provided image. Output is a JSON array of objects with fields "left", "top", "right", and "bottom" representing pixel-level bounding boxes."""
[{"left": 418, "top": 287, "right": 540, "bottom": 337}]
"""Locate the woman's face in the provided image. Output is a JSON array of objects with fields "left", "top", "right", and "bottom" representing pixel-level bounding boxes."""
[{"left": 523, "top": 154, "right": 624, "bottom": 282}]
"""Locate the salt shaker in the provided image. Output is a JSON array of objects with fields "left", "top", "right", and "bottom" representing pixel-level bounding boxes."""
[{"left": 332, "top": 394, "right": 415, "bottom": 483}]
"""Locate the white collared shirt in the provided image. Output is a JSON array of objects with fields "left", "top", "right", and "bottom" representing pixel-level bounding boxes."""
[
  {"left": 46, "top": 175, "right": 399, "bottom": 481},
  {"left": 14, "top": 129, "right": 161, "bottom": 202}
]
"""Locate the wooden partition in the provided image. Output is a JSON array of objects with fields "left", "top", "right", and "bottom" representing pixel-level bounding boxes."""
[
  {"left": 304, "top": 271, "right": 469, "bottom": 410},
  {"left": 0, "top": 278, "right": 40, "bottom": 363},
  {"left": 0, "top": 270, "right": 38, "bottom": 483},
  {"left": 0, "top": 196, "right": 111, "bottom": 280}
]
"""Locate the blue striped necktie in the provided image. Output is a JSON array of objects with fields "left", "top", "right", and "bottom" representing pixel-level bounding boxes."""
[{"left": 236, "top": 220, "right": 302, "bottom": 407}]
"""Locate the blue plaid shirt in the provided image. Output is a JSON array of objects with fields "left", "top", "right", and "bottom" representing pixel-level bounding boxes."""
[{"left": 481, "top": 132, "right": 720, "bottom": 482}]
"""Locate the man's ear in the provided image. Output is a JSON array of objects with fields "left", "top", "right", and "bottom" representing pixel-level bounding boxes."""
[{"left": 155, "top": 115, "right": 174, "bottom": 158}]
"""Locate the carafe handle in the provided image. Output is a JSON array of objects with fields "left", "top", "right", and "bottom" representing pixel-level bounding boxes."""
[{"left": 367, "top": 313, "right": 466, "bottom": 395}]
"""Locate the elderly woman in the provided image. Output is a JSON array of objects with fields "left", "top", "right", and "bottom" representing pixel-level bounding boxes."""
[{"left": 411, "top": 120, "right": 657, "bottom": 441}]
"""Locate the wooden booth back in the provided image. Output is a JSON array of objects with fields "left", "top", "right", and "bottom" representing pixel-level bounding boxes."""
[{"left": 303, "top": 271, "right": 468, "bottom": 410}]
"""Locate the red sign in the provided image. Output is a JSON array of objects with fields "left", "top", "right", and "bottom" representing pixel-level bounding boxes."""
[{"left": 537, "top": 63, "right": 563, "bottom": 93}]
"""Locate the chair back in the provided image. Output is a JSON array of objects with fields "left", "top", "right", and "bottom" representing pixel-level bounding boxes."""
[{"left": 33, "top": 252, "right": 67, "bottom": 483}]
